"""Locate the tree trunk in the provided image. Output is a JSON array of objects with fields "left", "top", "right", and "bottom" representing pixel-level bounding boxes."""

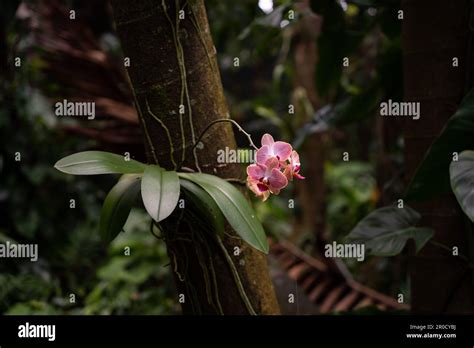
[
  {"left": 402, "top": 0, "right": 474, "bottom": 313},
  {"left": 110, "top": 0, "right": 280, "bottom": 315},
  {"left": 293, "top": 2, "right": 327, "bottom": 251}
]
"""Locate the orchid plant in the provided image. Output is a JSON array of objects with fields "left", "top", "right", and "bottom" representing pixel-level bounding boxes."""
[
  {"left": 54, "top": 121, "right": 303, "bottom": 254},
  {"left": 247, "top": 133, "right": 304, "bottom": 201}
]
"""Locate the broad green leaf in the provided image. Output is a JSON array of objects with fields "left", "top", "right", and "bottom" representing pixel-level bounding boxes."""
[
  {"left": 355, "top": 227, "right": 433, "bottom": 256},
  {"left": 346, "top": 205, "right": 433, "bottom": 256},
  {"left": 99, "top": 174, "right": 141, "bottom": 244},
  {"left": 180, "top": 179, "right": 225, "bottom": 236},
  {"left": 450, "top": 150, "right": 474, "bottom": 222},
  {"left": 55, "top": 151, "right": 146, "bottom": 175},
  {"left": 405, "top": 89, "right": 474, "bottom": 201},
  {"left": 141, "top": 165, "right": 180, "bottom": 222},
  {"left": 179, "top": 173, "right": 269, "bottom": 254}
]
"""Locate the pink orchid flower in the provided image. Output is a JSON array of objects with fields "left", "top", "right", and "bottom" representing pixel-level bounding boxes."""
[
  {"left": 284, "top": 150, "right": 305, "bottom": 181},
  {"left": 256, "top": 133, "right": 292, "bottom": 165},
  {"left": 247, "top": 158, "right": 288, "bottom": 201}
]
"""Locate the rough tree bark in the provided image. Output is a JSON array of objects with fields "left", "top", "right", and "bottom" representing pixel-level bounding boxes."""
[
  {"left": 293, "top": 1, "right": 327, "bottom": 251},
  {"left": 402, "top": 0, "right": 474, "bottom": 313},
  {"left": 110, "top": 0, "right": 280, "bottom": 314}
]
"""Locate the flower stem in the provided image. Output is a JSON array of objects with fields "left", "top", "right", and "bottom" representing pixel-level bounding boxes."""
[{"left": 178, "top": 118, "right": 258, "bottom": 170}]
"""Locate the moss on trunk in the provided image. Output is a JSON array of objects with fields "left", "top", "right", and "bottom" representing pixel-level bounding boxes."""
[{"left": 111, "top": 0, "right": 280, "bottom": 314}]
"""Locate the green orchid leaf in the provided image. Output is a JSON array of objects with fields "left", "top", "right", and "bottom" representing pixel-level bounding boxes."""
[
  {"left": 179, "top": 172, "right": 268, "bottom": 254},
  {"left": 100, "top": 174, "right": 141, "bottom": 244},
  {"left": 141, "top": 165, "right": 180, "bottom": 222},
  {"left": 55, "top": 151, "right": 146, "bottom": 175},
  {"left": 180, "top": 179, "right": 225, "bottom": 236}
]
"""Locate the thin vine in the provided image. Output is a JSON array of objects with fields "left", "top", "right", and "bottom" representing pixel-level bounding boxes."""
[
  {"left": 126, "top": 71, "right": 159, "bottom": 164},
  {"left": 192, "top": 231, "right": 214, "bottom": 306},
  {"left": 179, "top": 118, "right": 259, "bottom": 170},
  {"left": 184, "top": 209, "right": 225, "bottom": 314},
  {"left": 145, "top": 98, "right": 177, "bottom": 169},
  {"left": 216, "top": 235, "right": 257, "bottom": 315},
  {"left": 162, "top": 0, "right": 187, "bottom": 164},
  {"left": 146, "top": 2, "right": 259, "bottom": 315},
  {"left": 174, "top": 0, "right": 201, "bottom": 172},
  {"left": 199, "top": 231, "right": 224, "bottom": 314}
]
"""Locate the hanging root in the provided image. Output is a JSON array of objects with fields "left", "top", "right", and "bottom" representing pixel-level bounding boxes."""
[{"left": 216, "top": 235, "right": 257, "bottom": 315}]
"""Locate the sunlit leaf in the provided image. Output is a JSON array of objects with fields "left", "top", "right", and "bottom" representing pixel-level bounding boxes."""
[{"left": 141, "top": 165, "right": 180, "bottom": 222}]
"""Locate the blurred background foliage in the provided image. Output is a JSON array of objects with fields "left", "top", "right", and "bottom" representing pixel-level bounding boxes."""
[{"left": 0, "top": 0, "right": 405, "bottom": 314}]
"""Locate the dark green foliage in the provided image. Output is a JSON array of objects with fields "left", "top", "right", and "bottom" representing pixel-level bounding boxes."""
[
  {"left": 1, "top": 0, "right": 412, "bottom": 314},
  {"left": 405, "top": 89, "right": 474, "bottom": 201},
  {"left": 346, "top": 205, "right": 433, "bottom": 256}
]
